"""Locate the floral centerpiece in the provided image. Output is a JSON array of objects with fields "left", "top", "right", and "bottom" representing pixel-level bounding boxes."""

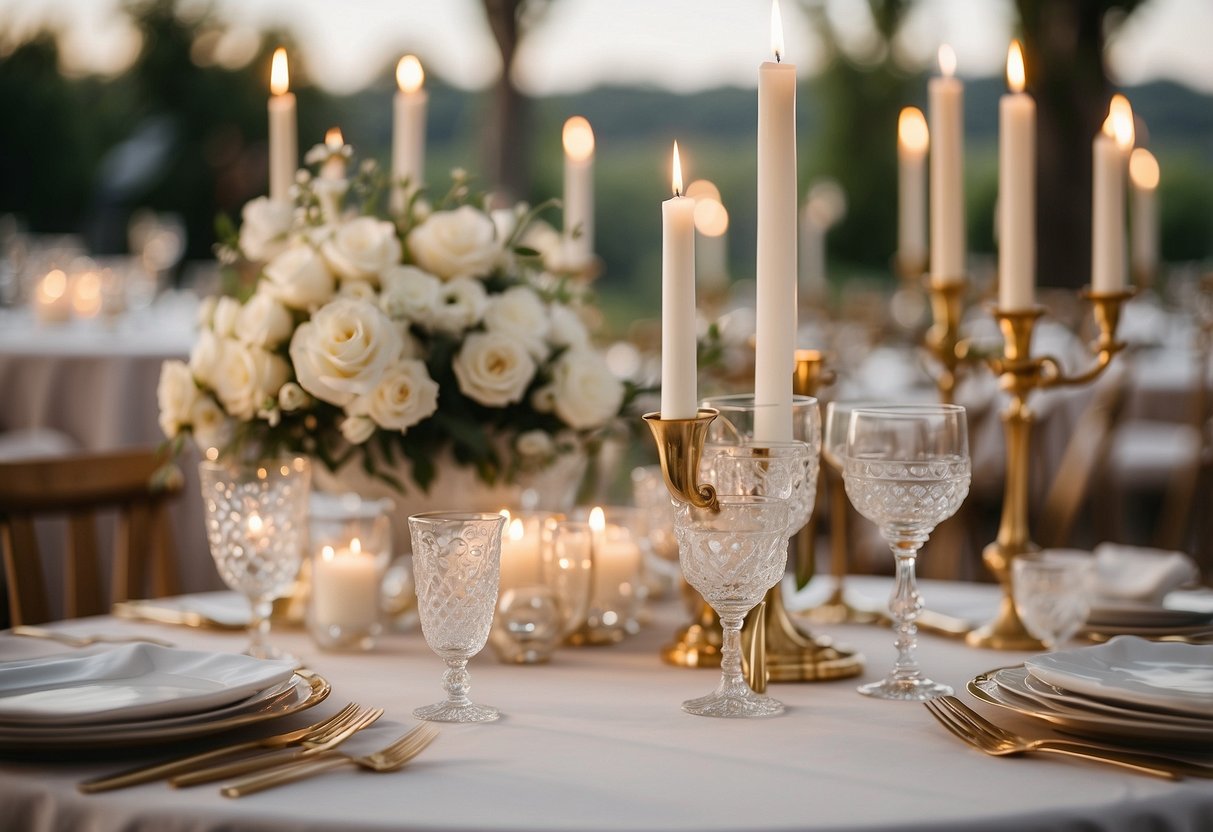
[{"left": 158, "top": 141, "right": 627, "bottom": 495}]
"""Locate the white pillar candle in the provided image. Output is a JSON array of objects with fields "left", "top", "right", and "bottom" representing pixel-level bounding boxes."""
[
  {"left": 1128, "top": 147, "right": 1159, "bottom": 280},
  {"left": 661, "top": 141, "right": 698, "bottom": 420},
  {"left": 897, "top": 107, "right": 928, "bottom": 270},
  {"left": 312, "top": 540, "right": 380, "bottom": 631},
  {"left": 33, "top": 269, "right": 71, "bottom": 325},
  {"left": 1092, "top": 95, "right": 1135, "bottom": 294},
  {"left": 498, "top": 516, "right": 542, "bottom": 590},
  {"left": 998, "top": 41, "right": 1036, "bottom": 311},
  {"left": 562, "top": 116, "right": 596, "bottom": 270},
  {"left": 391, "top": 56, "right": 428, "bottom": 215},
  {"left": 929, "top": 45, "right": 965, "bottom": 283},
  {"left": 589, "top": 510, "right": 640, "bottom": 609},
  {"left": 267, "top": 48, "right": 297, "bottom": 205},
  {"left": 754, "top": 0, "right": 797, "bottom": 443}
]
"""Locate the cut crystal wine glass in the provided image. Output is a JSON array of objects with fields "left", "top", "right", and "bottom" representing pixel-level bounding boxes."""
[
  {"left": 843, "top": 404, "right": 971, "bottom": 701},
  {"left": 1012, "top": 550, "right": 1095, "bottom": 649},
  {"left": 674, "top": 495, "right": 791, "bottom": 718},
  {"left": 408, "top": 511, "right": 506, "bottom": 723},
  {"left": 701, "top": 441, "right": 815, "bottom": 536},
  {"left": 198, "top": 458, "right": 311, "bottom": 661}
]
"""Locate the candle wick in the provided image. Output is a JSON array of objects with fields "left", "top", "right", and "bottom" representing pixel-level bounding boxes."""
[{"left": 775, "top": 51, "right": 781, "bottom": 63}]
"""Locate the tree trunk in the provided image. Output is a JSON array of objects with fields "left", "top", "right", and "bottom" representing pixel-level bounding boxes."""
[{"left": 483, "top": 0, "right": 530, "bottom": 204}]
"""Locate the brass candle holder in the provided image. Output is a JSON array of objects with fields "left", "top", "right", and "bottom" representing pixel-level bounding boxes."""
[
  {"left": 966, "top": 288, "right": 1135, "bottom": 650},
  {"left": 923, "top": 277, "right": 971, "bottom": 405}
]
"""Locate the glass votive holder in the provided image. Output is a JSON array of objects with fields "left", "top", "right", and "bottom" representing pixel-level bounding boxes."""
[
  {"left": 566, "top": 506, "right": 644, "bottom": 645},
  {"left": 307, "top": 492, "right": 394, "bottom": 651}
]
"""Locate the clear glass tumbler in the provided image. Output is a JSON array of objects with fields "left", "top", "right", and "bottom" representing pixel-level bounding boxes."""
[{"left": 1012, "top": 550, "right": 1096, "bottom": 649}]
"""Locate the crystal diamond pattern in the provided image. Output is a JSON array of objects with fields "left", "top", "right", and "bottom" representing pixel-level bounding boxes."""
[
  {"left": 843, "top": 458, "right": 971, "bottom": 530},
  {"left": 412, "top": 522, "right": 502, "bottom": 659}
]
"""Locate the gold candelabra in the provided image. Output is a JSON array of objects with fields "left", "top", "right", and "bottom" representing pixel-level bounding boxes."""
[
  {"left": 923, "top": 277, "right": 971, "bottom": 404},
  {"left": 965, "top": 288, "right": 1135, "bottom": 649}
]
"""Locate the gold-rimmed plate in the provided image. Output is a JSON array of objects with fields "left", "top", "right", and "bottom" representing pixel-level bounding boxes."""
[
  {"left": 969, "top": 667, "right": 1213, "bottom": 747},
  {"left": 0, "top": 671, "right": 329, "bottom": 752}
]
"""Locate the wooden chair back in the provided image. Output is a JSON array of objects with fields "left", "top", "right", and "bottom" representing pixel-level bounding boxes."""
[{"left": 0, "top": 449, "right": 182, "bottom": 625}]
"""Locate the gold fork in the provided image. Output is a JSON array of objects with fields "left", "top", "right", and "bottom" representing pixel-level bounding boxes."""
[
  {"left": 11, "top": 625, "right": 175, "bottom": 648},
  {"left": 79, "top": 703, "right": 363, "bottom": 793},
  {"left": 222, "top": 723, "right": 441, "bottom": 798},
  {"left": 170, "top": 706, "right": 384, "bottom": 786},
  {"left": 924, "top": 697, "right": 1185, "bottom": 780}
]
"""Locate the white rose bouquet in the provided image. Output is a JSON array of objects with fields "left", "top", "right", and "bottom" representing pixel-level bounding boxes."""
[{"left": 159, "top": 148, "right": 628, "bottom": 492}]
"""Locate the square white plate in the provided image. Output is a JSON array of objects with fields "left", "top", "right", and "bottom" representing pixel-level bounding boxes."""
[{"left": 0, "top": 644, "right": 294, "bottom": 725}]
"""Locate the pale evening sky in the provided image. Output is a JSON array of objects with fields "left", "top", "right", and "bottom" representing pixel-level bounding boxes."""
[{"left": 1, "top": 0, "right": 1211, "bottom": 95}]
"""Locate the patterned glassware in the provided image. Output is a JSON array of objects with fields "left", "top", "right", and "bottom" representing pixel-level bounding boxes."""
[
  {"left": 674, "top": 495, "right": 791, "bottom": 718},
  {"left": 408, "top": 511, "right": 507, "bottom": 723},
  {"left": 700, "top": 441, "right": 815, "bottom": 536},
  {"left": 700, "top": 393, "right": 822, "bottom": 451},
  {"left": 843, "top": 404, "right": 971, "bottom": 701},
  {"left": 1012, "top": 550, "right": 1095, "bottom": 649},
  {"left": 198, "top": 458, "right": 311, "bottom": 660}
]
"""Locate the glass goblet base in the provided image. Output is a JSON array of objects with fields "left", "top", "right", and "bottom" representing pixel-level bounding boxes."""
[
  {"left": 682, "top": 677, "right": 784, "bottom": 718},
  {"left": 857, "top": 676, "right": 952, "bottom": 702},
  {"left": 413, "top": 701, "right": 500, "bottom": 723}
]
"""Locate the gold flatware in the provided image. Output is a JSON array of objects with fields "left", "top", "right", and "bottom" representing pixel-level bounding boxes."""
[
  {"left": 924, "top": 696, "right": 1191, "bottom": 780},
  {"left": 79, "top": 702, "right": 361, "bottom": 793},
  {"left": 170, "top": 706, "right": 384, "bottom": 786},
  {"left": 10, "top": 625, "right": 175, "bottom": 648},
  {"left": 222, "top": 723, "right": 440, "bottom": 798},
  {"left": 111, "top": 600, "right": 243, "bottom": 631}
]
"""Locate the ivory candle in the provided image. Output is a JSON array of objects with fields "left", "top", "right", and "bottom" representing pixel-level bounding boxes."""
[
  {"left": 391, "top": 56, "right": 427, "bottom": 214},
  {"left": 312, "top": 540, "right": 380, "bottom": 631},
  {"left": 33, "top": 269, "right": 71, "bottom": 325},
  {"left": 320, "top": 128, "right": 348, "bottom": 181},
  {"left": 563, "top": 116, "right": 596, "bottom": 270},
  {"left": 929, "top": 45, "right": 965, "bottom": 283},
  {"left": 588, "top": 508, "right": 640, "bottom": 610},
  {"left": 1128, "top": 147, "right": 1159, "bottom": 280},
  {"left": 267, "top": 48, "right": 297, "bottom": 204},
  {"left": 897, "top": 107, "right": 928, "bottom": 271},
  {"left": 1092, "top": 95, "right": 1135, "bottom": 294},
  {"left": 998, "top": 41, "right": 1036, "bottom": 310},
  {"left": 498, "top": 515, "right": 543, "bottom": 590},
  {"left": 754, "top": 0, "right": 797, "bottom": 443},
  {"left": 661, "top": 141, "right": 698, "bottom": 420}
]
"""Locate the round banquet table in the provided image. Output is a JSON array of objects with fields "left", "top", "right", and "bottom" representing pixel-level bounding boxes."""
[{"left": 0, "top": 577, "right": 1209, "bottom": 832}]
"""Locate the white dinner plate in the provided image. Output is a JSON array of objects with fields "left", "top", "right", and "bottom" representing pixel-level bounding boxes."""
[
  {"left": 992, "top": 666, "right": 1209, "bottom": 727},
  {"left": 969, "top": 668, "right": 1213, "bottom": 747},
  {"left": 0, "top": 644, "right": 295, "bottom": 725},
  {"left": 0, "top": 672, "right": 330, "bottom": 752},
  {"left": 1024, "top": 637, "right": 1213, "bottom": 718},
  {"left": 1087, "top": 596, "right": 1213, "bottom": 629}
]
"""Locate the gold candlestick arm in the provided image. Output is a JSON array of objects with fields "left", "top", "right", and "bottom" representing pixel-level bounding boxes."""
[
  {"left": 642, "top": 409, "right": 720, "bottom": 512},
  {"left": 923, "top": 277, "right": 972, "bottom": 405}
]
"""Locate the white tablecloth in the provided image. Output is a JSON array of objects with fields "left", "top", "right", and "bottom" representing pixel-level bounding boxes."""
[{"left": 0, "top": 578, "right": 1209, "bottom": 832}]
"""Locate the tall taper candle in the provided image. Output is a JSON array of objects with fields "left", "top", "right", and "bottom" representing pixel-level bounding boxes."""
[
  {"left": 267, "top": 48, "right": 297, "bottom": 204},
  {"left": 897, "top": 107, "right": 928, "bottom": 270},
  {"left": 1128, "top": 147, "right": 1159, "bottom": 280},
  {"left": 929, "top": 45, "right": 965, "bottom": 282},
  {"left": 563, "top": 116, "right": 596, "bottom": 270},
  {"left": 661, "top": 142, "right": 697, "bottom": 419},
  {"left": 1092, "top": 95, "right": 1135, "bottom": 294},
  {"left": 391, "top": 56, "right": 427, "bottom": 214},
  {"left": 754, "top": 0, "right": 797, "bottom": 442},
  {"left": 998, "top": 40, "right": 1035, "bottom": 310}
]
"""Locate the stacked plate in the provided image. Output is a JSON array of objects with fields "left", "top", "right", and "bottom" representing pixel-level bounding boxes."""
[
  {"left": 969, "top": 636, "right": 1213, "bottom": 747},
  {"left": 0, "top": 643, "right": 328, "bottom": 751},
  {"left": 1084, "top": 592, "right": 1213, "bottom": 639}
]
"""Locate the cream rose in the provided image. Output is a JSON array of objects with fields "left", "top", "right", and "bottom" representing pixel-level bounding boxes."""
[
  {"left": 211, "top": 296, "right": 241, "bottom": 339},
  {"left": 453, "top": 331, "right": 536, "bottom": 407},
  {"left": 549, "top": 347, "right": 624, "bottom": 430},
  {"left": 196, "top": 295, "right": 217, "bottom": 330},
  {"left": 278, "top": 382, "right": 309, "bottom": 412},
  {"left": 237, "top": 292, "right": 293, "bottom": 349},
  {"left": 429, "top": 277, "right": 488, "bottom": 335},
  {"left": 211, "top": 339, "right": 290, "bottom": 422},
  {"left": 379, "top": 266, "right": 440, "bottom": 322},
  {"left": 289, "top": 299, "right": 402, "bottom": 407},
  {"left": 264, "top": 244, "right": 336, "bottom": 310},
  {"left": 351, "top": 359, "right": 439, "bottom": 433},
  {"left": 157, "top": 360, "right": 199, "bottom": 439},
  {"left": 188, "top": 330, "right": 221, "bottom": 389},
  {"left": 340, "top": 414, "right": 376, "bottom": 445},
  {"left": 407, "top": 206, "right": 501, "bottom": 281},
  {"left": 189, "top": 394, "right": 233, "bottom": 453},
  {"left": 321, "top": 216, "right": 402, "bottom": 282},
  {"left": 337, "top": 279, "right": 378, "bottom": 303},
  {"left": 239, "top": 196, "right": 293, "bottom": 262},
  {"left": 484, "top": 285, "right": 550, "bottom": 360},
  {"left": 548, "top": 303, "right": 589, "bottom": 348},
  {"left": 515, "top": 429, "right": 554, "bottom": 459}
]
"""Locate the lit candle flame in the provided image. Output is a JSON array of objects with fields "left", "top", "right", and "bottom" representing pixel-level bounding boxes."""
[
  {"left": 350, "top": 537, "right": 362, "bottom": 555},
  {"left": 270, "top": 48, "right": 289, "bottom": 96},
  {"left": 938, "top": 44, "right": 957, "bottom": 78},
  {"left": 41, "top": 269, "right": 67, "bottom": 300},
  {"left": 1103, "top": 94, "right": 1135, "bottom": 151},
  {"left": 248, "top": 513, "right": 264, "bottom": 534},
  {"left": 589, "top": 506, "right": 606, "bottom": 533},
  {"left": 508, "top": 518, "right": 525, "bottom": 542},
  {"left": 396, "top": 55, "right": 424, "bottom": 94},
  {"left": 1006, "top": 40, "right": 1025, "bottom": 93},
  {"left": 671, "top": 141, "right": 683, "bottom": 197},
  {"left": 499, "top": 508, "right": 511, "bottom": 522},
  {"left": 322, "top": 545, "right": 334, "bottom": 562},
  {"left": 898, "top": 107, "right": 929, "bottom": 153},
  {"left": 562, "top": 116, "right": 595, "bottom": 162},
  {"left": 1129, "top": 148, "right": 1159, "bottom": 190},
  {"left": 325, "top": 127, "right": 344, "bottom": 149},
  {"left": 771, "top": 0, "right": 785, "bottom": 62}
]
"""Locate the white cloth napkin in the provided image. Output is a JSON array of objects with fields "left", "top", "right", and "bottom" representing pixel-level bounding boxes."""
[{"left": 1093, "top": 543, "right": 1200, "bottom": 604}]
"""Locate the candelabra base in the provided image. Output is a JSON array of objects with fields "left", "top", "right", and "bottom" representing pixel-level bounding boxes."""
[
  {"left": 965, "top": 540, "right": 1046, "bottom": 651},
  {"left": 742, "top": 586, "right": 864, "bottom": 682},
  {"left": 660, "top": 598, "right": 724, "bottom": 667}
]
